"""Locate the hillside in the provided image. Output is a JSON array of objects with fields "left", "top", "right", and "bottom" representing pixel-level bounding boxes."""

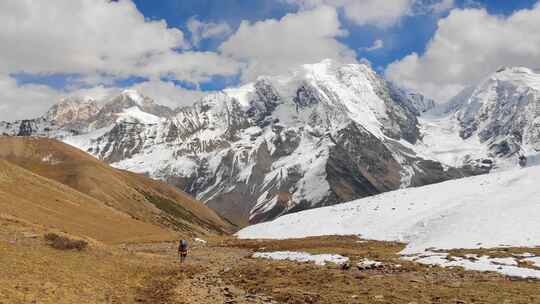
[
  {"left": 238, "top": 163, "right": 540, "bottom": 277},
  {"left": 238, "top": 164, "right": 540, "bottom": 251},
  {"left": 0, "top": 136, "right": 234, "bottom": 243}
]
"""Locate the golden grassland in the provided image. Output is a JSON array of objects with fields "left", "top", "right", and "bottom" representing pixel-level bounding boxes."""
[
  {"left": 2, "top": 216, "right": 540, "bottom": 304},
  {"left": 0, "top": 136, "right": 234, "bottom": 244}
]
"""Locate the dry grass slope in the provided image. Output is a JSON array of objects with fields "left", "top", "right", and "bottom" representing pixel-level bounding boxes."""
[{"left": 0, "top": 136, "right": 234, "bottom": 244}]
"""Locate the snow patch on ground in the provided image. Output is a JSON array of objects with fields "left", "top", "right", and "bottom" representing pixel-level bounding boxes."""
[
  {"left": 357, "top": 259, "right": 383, "bottom": 269},
  {"left": 524, "top": 257, "right": 540, "bottom": 268},
  {"left": 405, "top": 253, "right": 540, "bottom": 279},
  {"left": 194, "top": 238, "right": 207, "bottom": 244},
  {"left": 252, "top": 251, "right": 349, "bottom": 266},
  {"left": 41, "top": 154, "right": 61, "bottom": 165}
]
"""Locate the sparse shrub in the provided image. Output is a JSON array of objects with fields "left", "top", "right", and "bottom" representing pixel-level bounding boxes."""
[{"left": 44, "top": 233, "right": 88, "bottom": 251}]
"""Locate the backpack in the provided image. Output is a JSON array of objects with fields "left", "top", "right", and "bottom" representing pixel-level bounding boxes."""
[
  {"left": 519, "top": 155, "right": 527, "bottom": 167},
  {"left": 179, "top": 239, "right": 188, "bottom": 252}
]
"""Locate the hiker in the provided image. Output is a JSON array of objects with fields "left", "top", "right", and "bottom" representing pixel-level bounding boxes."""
[
  {"left": 178, "top": 239, "right": 189, "bottom": 263},
  {"left": 519, "top": 154, "right": 527, "bottom": 168}
]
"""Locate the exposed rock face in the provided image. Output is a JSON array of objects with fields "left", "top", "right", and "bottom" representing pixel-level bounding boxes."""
[
  {"left": 92, "top": 90, "right": 174, "bottom": 129},
  {"left": 449, "top": 67, "right": 540, "bottom": 156},
  {"left": 44, "top": 97, "right": 100, "bottom": 129},
  {"left": 0, "top": 60, "right": 487, "bottom": 226}
]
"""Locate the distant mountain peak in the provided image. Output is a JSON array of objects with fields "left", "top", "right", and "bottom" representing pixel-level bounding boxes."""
[
  {"left": 121, "top": 89, "right": 146, "bottom": 106},
  {"left": 44, "top": 96, "right": 101, "bottom": 128},
  {"left": 440, "top": 66, "right": 540, "bottom": 156}
]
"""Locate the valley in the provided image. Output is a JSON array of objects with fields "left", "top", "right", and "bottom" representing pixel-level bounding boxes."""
[
  {"left": 2, "top": 217, "right": 539, "bottom": 304},
  {"left": 4, "top": 1, "right": 540, "bottom": 303}
]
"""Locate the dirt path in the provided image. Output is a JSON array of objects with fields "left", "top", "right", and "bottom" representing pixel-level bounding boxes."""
[{"left": 127, "top": 242, "right": 279, "bottom": 304}]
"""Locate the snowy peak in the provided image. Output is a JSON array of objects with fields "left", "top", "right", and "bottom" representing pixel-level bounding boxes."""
[
  {"left": 222, "top": 59, "right": 422, "bottom": 143},
  {"left": 88, "top": 91, "right": 174, "bottom": 129},
  {"left": 450, "top": 66, "right": 540, "bottom": 156},
  {"left": 121, "top": 89, "right": 145, "bottom": 106},
  {"left": 491, "top": 66, "right": 540, "bottom": 86},
  {"left": 44, "top": 96, "right": 101, "bottom": 127}
]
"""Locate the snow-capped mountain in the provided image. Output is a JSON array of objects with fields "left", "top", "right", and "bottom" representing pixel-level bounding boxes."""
[
  {"left": 445, "top": 66, "right": 540, "bottom": 157},
  {"left": 44, "top": 96, "right": 101, "bottom": 128},
  {"left": 0, "top": 60, "right": 490, "bottom": 225}
]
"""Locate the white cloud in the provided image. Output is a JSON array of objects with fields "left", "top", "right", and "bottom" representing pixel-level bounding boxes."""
[
  {"left": 0, "top": 0, "right": 242, "bottom": 120},
  {"left": 0, "top": 0, "right": 240, "bottom": 83},
  {"left": 386, "top": 4, "right": 540, "bottom": 102},
  {"left": 136, "top": 51, "right": 240, "bottom": 84},
  {"left": 0, "top": 73, "right": 210, "bottom": 121},
  {"left": 429, "top": 0, "right": 455, "bottom": 14},
  {"left": 219, "top": 5, "right": 356, "bottom": 81},
  {"left": 284, "top": 0, "right": 454, "bottom": 28},
  {"left": 0, "top": 74, "right": 63, "bottom": 121},
  {"left": 129, "top": 79, "right": 207, "bottom": 109},
  {"left": 187, "top": 17, "right": 232, "bottom": 47},
  {"left": 363, "top": 39, "right": 384, "bottom": 52}
]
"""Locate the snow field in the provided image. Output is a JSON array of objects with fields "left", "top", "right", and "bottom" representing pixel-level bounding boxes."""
[{"left": 252, "top": 251, "right": 349, "bottom": 266}]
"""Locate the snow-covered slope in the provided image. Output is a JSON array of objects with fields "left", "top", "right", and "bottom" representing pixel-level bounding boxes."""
[
  {"left": 444, "top": 67, "right": 540, "bottom": 160},
  {"left": 237, "top": 164, "right": 540, "bottom": 255},
  {"left": 0, "top": 60, "right": 488, "bottom": 225}
]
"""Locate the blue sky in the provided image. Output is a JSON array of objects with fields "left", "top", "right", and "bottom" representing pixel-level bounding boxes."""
[
  {"left": 2, "top": 0, "right": 540, "bottom": 120},
  {"left": 13, "top": 0, "right": 538, "bottom": 91},
  {"left": 135, "top": 0, "right": 540, "bottom": 73}
]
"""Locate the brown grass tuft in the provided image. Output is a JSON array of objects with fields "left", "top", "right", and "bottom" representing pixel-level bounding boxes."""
[{"left": 44, "top": 233, "right": 88, "bottom": 251}]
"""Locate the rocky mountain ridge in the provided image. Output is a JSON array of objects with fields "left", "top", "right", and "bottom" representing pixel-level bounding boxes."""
[
  {"left": 451, "top": 66, "right": 540, "bottom": 156},
  {"left": 1, "top": 59, "right": 504, "bottom": 225}
]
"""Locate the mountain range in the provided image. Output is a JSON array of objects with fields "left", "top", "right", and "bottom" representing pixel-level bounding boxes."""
[{"left": 3, "top": 60, "right": 538, "bottom": 226}]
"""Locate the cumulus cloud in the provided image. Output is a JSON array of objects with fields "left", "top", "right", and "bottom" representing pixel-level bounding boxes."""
[
  {"left": 219, "top": 5, "right": 356, "bottom": 81},
  {"left": 386, "top": 4, "right": 540, "bottom": 102},
  {"left": 0, "top": 0, "right": 239, "bottom": 83},
  {"left": 187, "top": 17, "right": 232, "bottom": 47},
  {"left": 0, "top": 0, "right": 240, "bottom": 120},
  {"left": 284, "top": 0, "right": 454, "bottom": 28},
  {"left": 135, "top": 51, "right": 240, "bottom": 84},
  {"left": 129, "top": 79, "right": 207, "bottom": 109},
  {"left": 0, "top": 74, "right": 63, "bottom": 120}
]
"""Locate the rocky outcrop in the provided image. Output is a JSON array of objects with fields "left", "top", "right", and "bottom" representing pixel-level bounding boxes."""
[{"left": 44, "top": 97, "right": 100, "bottom": 129}]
